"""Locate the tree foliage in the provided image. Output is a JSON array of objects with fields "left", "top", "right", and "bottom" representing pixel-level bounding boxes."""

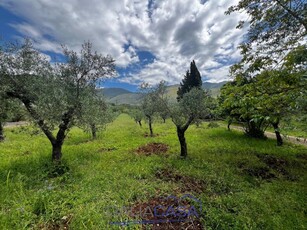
[
  {"left": 219, "top": 46, "right": 305, "bottom": 144},
  {"left": 0, "top": 39, "right": 116, "bottom": 161},
  {"left": 177, "top": 60, "right": 202, "bottom": 100},
  {"left": 128, "top": 107, "right": 144, "bottom": 127},
  {"left": 140, "top": 81, "right": 167, "bottom": 137},
  {"left": 226, "top": 0, "right": 306, "bottom": 75},
  {"left": 170, "top": 88, "right": 212, "bottom": 157},
  {"left": 77, "top": 88, "right": 116, "bottom": 139}
]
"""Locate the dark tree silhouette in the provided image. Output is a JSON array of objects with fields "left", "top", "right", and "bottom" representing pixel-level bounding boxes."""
[{"left": 177, "top": 60, "right": 202, "bottom": 101}]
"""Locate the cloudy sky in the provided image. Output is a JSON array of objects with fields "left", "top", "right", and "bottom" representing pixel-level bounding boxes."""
[{"left": 0, "top": 0, "right": 247, "bottom": 91}]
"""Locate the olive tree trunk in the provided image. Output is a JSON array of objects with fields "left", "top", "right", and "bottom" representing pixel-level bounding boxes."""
[
  {"left": 175, "top": 116, "right": 194, "bottom": 158},
  {"left": 177, "top": 126, "right": 187, "bottom": 158},
  {"left": 146, "top": 115, "right": 153, "bottom": 137},
  {"left": 91, "top": 123, "right": 97, "bottom": 139},
  {"left": 0, "top": 121, "right": 4, "bottom": 141},
  {"left": 52, "top": 142, "right": 63, "bottom": 161},
  {"left": 7, "top": 92, "right": 75, "bottom": 162}
]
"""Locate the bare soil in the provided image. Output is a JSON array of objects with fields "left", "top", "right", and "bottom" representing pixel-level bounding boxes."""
[
  {"left": 128, "top": 196, "right": 203, "bottom": 230},
  {"left": 155, "top": 168, "right": 206, "bottom": 194},
  {"left": 136, "top": 143, "right": 169, "bottom": 156}
]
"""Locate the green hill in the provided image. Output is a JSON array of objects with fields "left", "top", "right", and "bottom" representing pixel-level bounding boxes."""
[
  {"left": 108, "top": 93, "right": 142, "bottom": 105},
  {"left": 101, "top": 81, "right": 228, "bottom": 105},
  {"left": 98, "top": 88, "right": 133, "bottom": 98}
]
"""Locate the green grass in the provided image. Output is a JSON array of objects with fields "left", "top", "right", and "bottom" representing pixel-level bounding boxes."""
[{"left": 0, "top": 114, "right": 306, "bottom": 229}]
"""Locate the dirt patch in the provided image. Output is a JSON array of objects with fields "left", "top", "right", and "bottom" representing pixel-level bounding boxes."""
[
  {"left": 155, "top": 169, "right": 205, "bottom": 194},
  {"left": 258, "top": 154, "right": 288, "bottom": 168},
  {"left": 256, "top": 154, "right": 295, "bottom": 179},
  {"left": 237, "top": 159, "right": 276, "bottom": 180},
  {"left": 127, "top": 196, "right": 203, "bottom": 230},
  {"left": 136, "top": 143, "right": 169, "bottom": 156},
  {"left": 239, "top": 154, "right": 296, "bottom": 181},
  {"left": 242, "top": 166, "right": 276, "bottom": 180}
]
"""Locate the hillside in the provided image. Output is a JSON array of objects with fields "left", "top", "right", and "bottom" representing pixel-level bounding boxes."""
[
  {"left": 108, "top": 93, "right": 142, "bottom": 105},
  {"left": 98, "top": 88, "right": 133, "bottom": 98},
  {"left": 102, "top": 81, "right": 228, "bottom": 105}
]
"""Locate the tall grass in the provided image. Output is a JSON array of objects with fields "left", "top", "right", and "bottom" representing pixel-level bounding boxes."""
[{"left": 0, "top": 114, "right": 306, "bottom": 229}]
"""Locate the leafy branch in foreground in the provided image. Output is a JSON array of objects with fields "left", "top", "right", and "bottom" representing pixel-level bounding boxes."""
[{"left": 226, "top": 0, "right": 306, "bottom": 76}]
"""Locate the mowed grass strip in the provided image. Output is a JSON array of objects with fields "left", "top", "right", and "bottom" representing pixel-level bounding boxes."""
[{"left": 0, "top": 114, "right": 306, "bottom": 229}]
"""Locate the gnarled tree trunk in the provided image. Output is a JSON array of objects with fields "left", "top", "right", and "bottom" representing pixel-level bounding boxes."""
[
  {"left": 52, "top": 141, "right": 63, "bottom": 161},
  {"left": 245, "top": 120, "right": 265, "bottom": 138},
  {"left": 177, "top": 126, "right": 187, "bottom": 158},
  {"left": 272, "top": 122, "right": 283, "bottom": 146},
  {"left": 91, "top": 123, "right": 97, "bottom": 139},
  {"left": 0, "top": 121, "right": 4, "bottom": 141},
  {"left": 7, "top": 91, "right": 74, "bottom": 162},
  {"left": 175, "top": 116, "right": 194, "bottom": 158}
]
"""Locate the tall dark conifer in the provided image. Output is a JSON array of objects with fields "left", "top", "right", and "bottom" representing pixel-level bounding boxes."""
[{"left": 177, "top": 60, "right": 202, "bottom": 101}]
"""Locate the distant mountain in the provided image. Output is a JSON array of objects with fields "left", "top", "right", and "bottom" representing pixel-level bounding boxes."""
[
  {"left": 203, "top": 81, "right": 228, "bottom": 90},
  {"left": 108, "top": 93, "right": 142, "bottom": 105},
  {"left": 98, "top": 88, "right": 133, "bottom": 98},
  {"left": 203, "top": 81, "right": 228, "bottom": 98},
  {"left": 100, "top": 81, "right": 228, "bottom": 105}
]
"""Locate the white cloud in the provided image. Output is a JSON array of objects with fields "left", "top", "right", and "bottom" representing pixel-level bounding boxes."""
[{"left": 1, "top": 0, "right": 247, "bottom": 85}]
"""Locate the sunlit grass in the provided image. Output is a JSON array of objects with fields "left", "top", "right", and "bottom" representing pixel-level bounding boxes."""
[{"left": 0, "top": 114, "right": 306, "bottom": 229}]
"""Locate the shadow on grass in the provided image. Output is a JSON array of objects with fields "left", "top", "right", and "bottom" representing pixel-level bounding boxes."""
[{"left": 0, "top": 154, "right": 71, "bottom": 189}]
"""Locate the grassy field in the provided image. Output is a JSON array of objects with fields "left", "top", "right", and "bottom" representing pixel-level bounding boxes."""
[{"left": 0, "top": 114, "right": 306, "bottom": 229}]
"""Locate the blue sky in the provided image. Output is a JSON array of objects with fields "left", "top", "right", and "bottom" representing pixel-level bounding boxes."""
[{"left": 0, "top": 0, "right": 246, "bottom": 92}]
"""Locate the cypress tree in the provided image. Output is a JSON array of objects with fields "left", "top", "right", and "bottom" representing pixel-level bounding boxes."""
[{"left": 177, "top": 60, "right": 202, "bottom": 101}]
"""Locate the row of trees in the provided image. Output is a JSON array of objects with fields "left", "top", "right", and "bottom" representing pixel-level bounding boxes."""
[
  {"left": 1, "top": 0, "right": 306, "bottom": 161},
  {"left": 131, "top": 61, "right": 214, "bottom": 158},
  {"left": 0, "top": 39, "right": 116, "bottom": 161},
  {"left": 1, "top": 42, "right": 212, "bottom": 160}
]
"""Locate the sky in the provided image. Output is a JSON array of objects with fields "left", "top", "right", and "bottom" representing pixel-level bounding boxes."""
[{"left": 0, "top": 0, "right": 247, "bottom": 92}]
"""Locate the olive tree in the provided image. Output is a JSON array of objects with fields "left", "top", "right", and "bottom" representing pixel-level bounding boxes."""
[
  {"left": 0, "top": 39, "right": 115, "bottom": 161},
  {"left": 77, "top": 88, "right": 116, "bottom": 139},
  {"left": 170, "top": 88, "right": 211, "bottom": 158},
  {"left": 128, "top": 107, "right": 143, "bottom": 127},
  {"left": 140, "top": 82, "right": 167, "bottom": 137},
  {"left": 141, "top": 80, "right": 212, "bottom": 158}
]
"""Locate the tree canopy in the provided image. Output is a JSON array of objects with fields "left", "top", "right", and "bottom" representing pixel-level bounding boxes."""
[
  {"left": 0, "top": 39, "right": 116, "bottom": 161},
  {"left": 226, "top": 0, "right": 306, "bottom": 76},
  {"left": 177, "top": 60, "right": 202, "bottom": 100}
]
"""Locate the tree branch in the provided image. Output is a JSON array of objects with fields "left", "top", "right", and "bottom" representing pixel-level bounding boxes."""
[
  {"left": 6, "top": 90, "right": 56, "bottom": 144},
  {"left": 275, "top": 0, "right": 307, "bottom": 31}
]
